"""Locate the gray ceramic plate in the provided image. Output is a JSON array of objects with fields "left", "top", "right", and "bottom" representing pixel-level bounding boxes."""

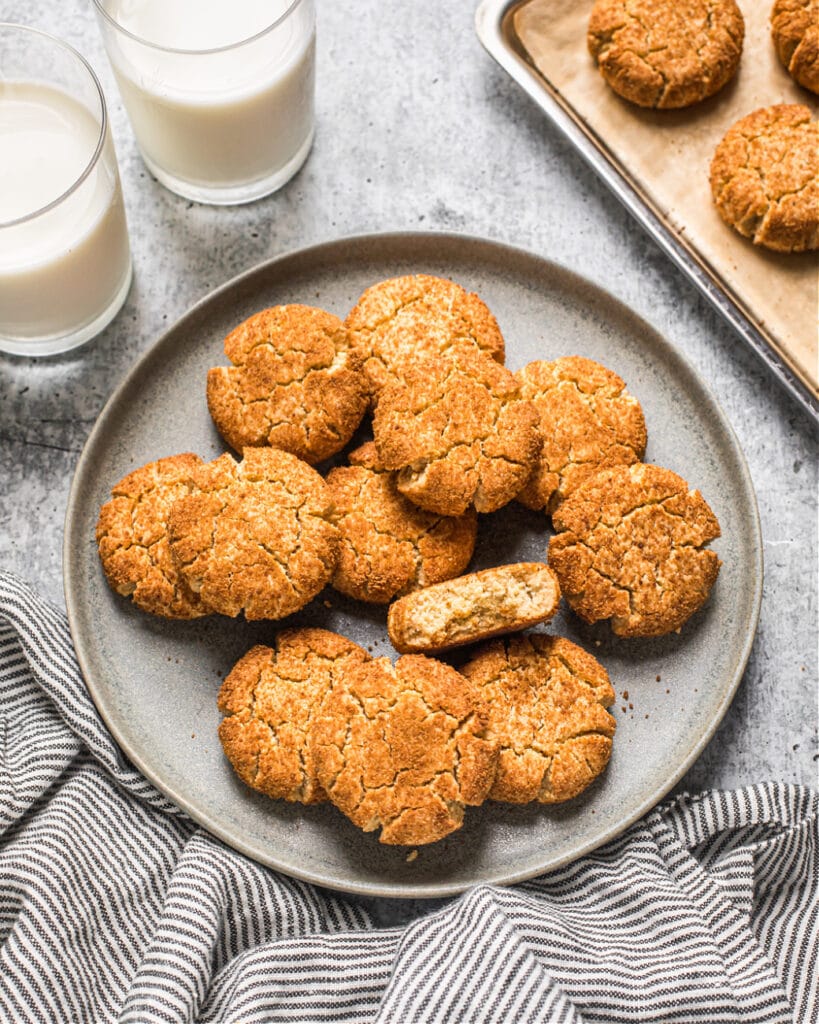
[{"left": 64, "top": 232, "right": 762, "bottom": 898}]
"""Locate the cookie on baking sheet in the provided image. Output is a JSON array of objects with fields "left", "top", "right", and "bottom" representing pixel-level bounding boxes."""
[
  {"left": 461, "top": 634, "right": 616, "bottom": 805},
  {"left": 771, "top": 0, "right": 819, "bottom": 95},
  {"left": 326, "top": 442, "right": 477, "bottom": 604},
  {"left": 217, "top": 630, "right": 370, "bottom": 805},
  {"left": 206, "top": 305, "right": 369, "bottom": 465},
  {"left": 710, "top": 104, "right": 819, "bottom": 253},
  {"left": 372, "top": 347, "right": 541, "bottom": 517},
  {"left": 168, "top": 447, "right": 339, "bottom": 621},
  {"left": 387, "top": 562, "right": 561, "bottom": 654},
  {"left": 311, "top": 655, "right": 498, "bottom": 845},
  {"left": 587, "top": 0, "right": 744, "bottom": 109},
  {"left": 345, "top": 274, "right": 505, "bottom": 402},
  {"left": 548, "top": 463, "right": 721, "bottom": 637},
  {"left": 516, "top": 357, "right": 647, "bottom": 513},
  {"left": 96, "top": 453, "right": 211, "bottom": 619}
]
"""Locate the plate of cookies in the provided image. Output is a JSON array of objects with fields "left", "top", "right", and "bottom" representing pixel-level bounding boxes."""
[{"left": 64, "top": 232, "right": 762, "bottom": 897}]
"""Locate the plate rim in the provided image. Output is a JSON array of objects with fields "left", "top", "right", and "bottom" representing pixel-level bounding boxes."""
[{"left": 63, "top": 229, "right": 763, "bottom": 898}]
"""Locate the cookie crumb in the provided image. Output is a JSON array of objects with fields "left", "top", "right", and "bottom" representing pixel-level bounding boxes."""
[
  {"left": 656, "top": 675, "right": 661, "bottom": 682},
  {"left": 622, "top": 690, "right": 629, "bottom": 700},
  {"left": 406, "top": 850, "right": 418, "bottom": 863}
]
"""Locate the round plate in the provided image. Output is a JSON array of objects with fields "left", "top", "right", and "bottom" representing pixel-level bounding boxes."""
[{"left": 64, "top": 232, "right": 762, "bottom": 898}]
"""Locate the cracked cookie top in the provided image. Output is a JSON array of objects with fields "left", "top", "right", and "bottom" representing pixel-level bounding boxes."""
[
  {"left": 587, "top": 0, "right": 744, "bottom": 109},
  {"left": 217, "top": 630, "right": 371, "bottom": 805},
  {"left": 771, "top": 0, "right": 819, "bottom": 94},
  {"left": 326, "top": 442, "right": 477, "bottom": 604},
  {"left": 345, "top": 274, "right": 505, "bottom": 402},
  {"left": 516, "top": 357, "right": 647, "bottom": 513},
  {"left": 311, "top": 654, "right": 499, "bottom": 845},
  {"left": 168, "top": 447, "right": 339, "bottom": 621},
  {"left": 96, "top": 453, "right": 211, "bottom": 619},
  {"left": 372, "top": 347, "right": 541, "bottom": 516},
  {"left": 710, "top": 104, "right": 819, "bottom": 253},
  {"left": 548, "top": 463, "right": 721, "bottom": 637},
  {"left": 206, "top": 305, "right": 370, "bottom": 464},
  {"left": 461, "top": 635, "right": 616, "bottom": 805}
]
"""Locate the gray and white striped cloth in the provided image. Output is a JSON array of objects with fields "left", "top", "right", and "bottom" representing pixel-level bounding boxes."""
[{"left": 0, "top": 571, "right": 816, "bottom": 1024}]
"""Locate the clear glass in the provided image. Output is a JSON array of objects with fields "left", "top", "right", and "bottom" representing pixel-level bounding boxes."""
[
  {"left": 93, "top": 0, "right": 316, "bottom": 205},
  {"left": 0, "top": 25, "right": 132, "bottom": 357}
]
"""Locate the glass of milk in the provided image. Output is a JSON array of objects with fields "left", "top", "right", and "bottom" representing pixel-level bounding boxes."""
[
  {"left": 0, "top": 25, "right": 132, "bottom": 357},
  {"left": 93, "top": 0, "right": 316, "bottom": 205}
]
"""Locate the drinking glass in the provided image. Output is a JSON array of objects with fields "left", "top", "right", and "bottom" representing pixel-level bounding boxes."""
[{"left": 92, "top": 0, "right": 316, "bottom": 205}]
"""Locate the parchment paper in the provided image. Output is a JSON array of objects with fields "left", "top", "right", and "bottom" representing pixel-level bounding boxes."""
[{"left": 513, "top": 0, "right": 818, "bottom": 394}]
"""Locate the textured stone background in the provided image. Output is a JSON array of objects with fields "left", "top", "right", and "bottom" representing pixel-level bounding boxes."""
[{"left": 1, "top": 0, "right": 816, "bottom": 872}]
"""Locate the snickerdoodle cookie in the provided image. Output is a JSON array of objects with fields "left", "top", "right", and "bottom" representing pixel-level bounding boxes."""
[
  {"left": 387, "top": 562, "right": 561, "bottom": 654},
  {"left": 96, "top": 453, "right": 211, "bottom": 619},
  {"left": 217, "top": 630, "right": 370, "bottom": 805},
  {"left": 206, "top": 305, "right": 369, "bottom": 464},
  {"left": 771, "top": 0, "right": 819, "bottom": 94},
  {"left": 548, "top": 463, "right": 721, "bottom": 637},
  {"left": 461, "top": 635, "right": 616, "bottom": 805},
  {"left": 168, "top": 448, "right": 339, "bottom": 620},
  {"left": 516, "top": 357, "right": 647, "bottom": 513},
  {"left": 326, "top": 442, "right": 477, "bottom": 604},
  {"left": 710, "top": 104, "right": 819, "bottom": 253},
  {"left": 587, "top": 0, "right": 744, "bottom": 109},
  {"left": 372, "top": 347, "right": 541, "bottom": 516},
  {"left": 311, "top": 654, "right": 499, "bottom": 845},
  {"left": 345, "top": 274, "right": 505, "bottom": 403}
]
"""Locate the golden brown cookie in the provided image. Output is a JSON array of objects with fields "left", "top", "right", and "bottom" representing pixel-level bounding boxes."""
[
  {"left": 548, "top": 463, "right": 721, "bottom": 637},
  {"left": 311, "top": 654, "right": 499, "bottom": 845},
  {"left": 387, "top": 562, "right": 561, "bottom": 654},
  {"left": 345, "top": 274, "right": 505, "bottom": 403},
  {"left": 587, "top": 0, "right": 744, "bottom": 109},
  {"left": 771, "top": 0, "right": 819, "bottom": 94},
  {"left": 372, "top": 347, "right": 541, "bottom": 517},
  {"left": 461, "top": 634, "right": 616, "bottom": 805},
  {"left": 326, "top": 442, "right": 477, "bottom": 604},
  {"left": 206, "top": 305, "right": 369, "bottom": 464},
  {"left": 168, "top": 447, "right": 339, "bottom": 621},
  {"left": 516, "top": 357, "right": 647, "bottom": 513},
  {"left": 710, "top": 104, "right": 819, "bottom": 253},
  {"left": 217, "top": 630, "right": 370, "bottom": 805},
  {"left": 96, "top": 453, "right": 210, "bottom": 619}
]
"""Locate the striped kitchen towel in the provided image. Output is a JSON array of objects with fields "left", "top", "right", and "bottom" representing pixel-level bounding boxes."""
[{"left": 0, "top": 571, "right": 816, "bottom": 1024}]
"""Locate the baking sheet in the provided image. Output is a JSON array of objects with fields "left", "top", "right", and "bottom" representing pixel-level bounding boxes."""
[{"left": 501, "top": 0, "right": 818, "bottom": 401}]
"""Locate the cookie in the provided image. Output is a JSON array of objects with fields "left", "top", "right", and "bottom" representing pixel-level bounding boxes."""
[
  {"left": 217, "top": 630, "right": 370, "bottom": 805},
  {"left": 311, "top": 654, "right": 498, "bottom": 845},
  {"left": 771, "top": 0, "right": 819, "bottom": 94},
  {"left": 710, "top": 104, "right": 819, "bottom": 253},
  {"left": 96, "top": 453, "right": 210, "bottom": 619},
  {"left": 206, "top": 305, "right": 369, "bottom": 465},
  {"left": 326, "top": 442, "right": 477, "bottom": 604},
  {"left": 387, "top": 562, "right": 561, "bottom": 654},
  {"left": 548, "top": 463, "right": 721, "bottom": 637},
  {"left": 461, "top": 635, "right": 616, "bottom": 805},
  {"left": 587, "top": 0, "right": 744, "bottom": 109},
  {"left": 372, "top": 347, "right": 541, "bottom": 516},
  {"left": 516, "top": 357, "right": 647, "bottom": 513},
  {"left": 168, "top": 447, "right": 339, "bottom": 621},
  {"left": 345, "top": 274, "right": 505, "bottom": 403}
]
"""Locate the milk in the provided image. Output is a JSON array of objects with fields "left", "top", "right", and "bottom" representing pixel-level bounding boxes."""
[
  {"left": 100, "top": 0, "right": 315, "bottom": 201},
  {"left": 0, "top": 82, "right": 131, "bottom": 348}
]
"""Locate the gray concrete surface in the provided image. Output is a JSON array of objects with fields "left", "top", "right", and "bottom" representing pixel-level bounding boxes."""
[{"left": 1, "top": 0, "right": 816, "bottom": 841}]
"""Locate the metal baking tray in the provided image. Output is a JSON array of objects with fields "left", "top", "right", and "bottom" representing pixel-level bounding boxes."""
[{"left": 476, "top": 0, "right": 818, "bottom": 425}]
